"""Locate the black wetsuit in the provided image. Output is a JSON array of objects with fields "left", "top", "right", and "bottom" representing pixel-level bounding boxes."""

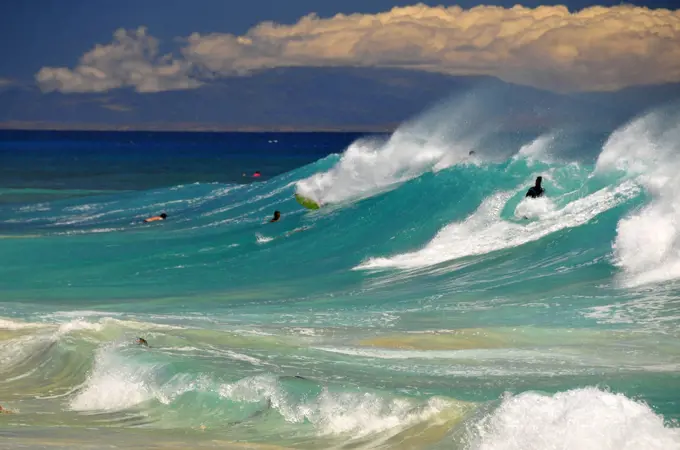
[{"left": 525, "top": 186, "right": 545, "bottom": 199}]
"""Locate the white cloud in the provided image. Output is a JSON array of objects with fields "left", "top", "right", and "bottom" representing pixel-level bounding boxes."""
[
  {"left": 0, "top": 78, "right": 13, "bottom": 88},
  {"left": 36, "top": 27, "right": 200, "bottom": 93},
  {"left": 36, "top": 5, "right": 680, "bottom": 93}
]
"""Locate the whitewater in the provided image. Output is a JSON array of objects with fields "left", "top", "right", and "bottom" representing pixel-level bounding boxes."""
[{"left": 1, "top": 102, "right": 680, "bottom": 449}]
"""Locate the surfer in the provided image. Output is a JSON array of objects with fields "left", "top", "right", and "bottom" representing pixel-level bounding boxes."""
[
  {"left": 270, "top": 211, "right": 281, "bottom": 223},
  {"left": 525, "top": 176, "right": 545, "bottom": 199},
  {"left": 135, "top": 337, "right": 149, "bottom": 347},
  {"left": 143, "top": 213, "right": 167, "bottom": 223},
  {"left": 253, "top": 171, "right": 261, "bottom": 178}
]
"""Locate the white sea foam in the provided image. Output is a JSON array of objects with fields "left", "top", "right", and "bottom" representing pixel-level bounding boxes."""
[
  {"left": 18, "top": 203, "right": 50, "bottom": 213},
  {"left": 69, "top": 347, "right": 200, "bottom": 411},
  {"left": 70, "top": 348, "right": 157, "bottom": 411},
  {"left": 218, "top": 374, "right": 455, "bottom": 438},
  {"left": 0, "top": 318, "right": 48, "bottom": 330},
  {"left": 256, "top": 233, "right": 273, "bottom": 244},
  {"left": 56, "top": 320, "right": 105, "bottom": 335},
  {"left": 0, "top": 335, "right": 51, "bottom": 369},
  {"left": 312, "top": 346, "right": 573, "bottom": 361},
  {"left": 294, "top": 96, "right": 493, "bottom": 207},
  {"left": 596, "top": 110, "right": 680, "bottom": 286},
  {"left": 35, "top": 314, "right": 185, "bottom": 337},
  {"left": 513, "top": 196, "right": 557, "bottom": 220},
  {"left": 64, "top": 203, "right": 103, "bottom": 213},
  {"left": 53, "top": 227, "right": 125, "bottom": 235},
  {"left": 42, "top": 310, "right": 123, "bottom": 319},
  {"left": 581, "top": 292, "right": 680, "bottom": 331},
  {"left": 514, "top": 133, "right": 557, "bottom": 164},
  {"left": 468, "top": 387, "right": 680, "bottom": 450},
  {"left": 211, "top": 348, "right": 264, "bottom": 365},
  {"left": 52, "top": 210, "right": 123, "bottom": 226},
  {"left": 357, "top": 181, "right": 638, "bottom": 270}
]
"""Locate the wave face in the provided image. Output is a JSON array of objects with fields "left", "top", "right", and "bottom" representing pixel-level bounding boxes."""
[{"left": 2, "top": 106, "right": 680, "bottom": 449}]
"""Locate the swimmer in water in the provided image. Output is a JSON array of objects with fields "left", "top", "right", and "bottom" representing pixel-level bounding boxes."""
[
  {"left": 143, "top": 213, "right": 167, "bottom": 223},
  {"left": 135, "top": 337, "right": 149, "bottom": 347},
  {"left": 525, "top": 176, "right": 545, "bottom": 199},
  {"left": 253, "top": 171, "right": 261, "bottom": 178},
  {"left": 270, "top": 211, "right": 281, "bottom": 223}
]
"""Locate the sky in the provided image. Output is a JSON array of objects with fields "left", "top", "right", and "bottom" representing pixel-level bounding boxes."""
[{"left": 1, "top": 0, "right": 679, "bottom": 98}]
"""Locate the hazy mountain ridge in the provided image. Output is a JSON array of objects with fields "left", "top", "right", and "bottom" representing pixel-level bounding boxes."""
[{"left": 1, "top": 67, "right": 679, "bottom": 131}]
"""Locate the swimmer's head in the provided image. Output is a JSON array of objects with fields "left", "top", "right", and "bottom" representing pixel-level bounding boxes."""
[
  {"left": 160, "top": 213, "right": 167, "bottom": 219},
  {"left": 535, "top": 176, "right": 542, "bottom": 186},
  {"left": 273, "top": 211, "right": 281, "bottom": 219}
]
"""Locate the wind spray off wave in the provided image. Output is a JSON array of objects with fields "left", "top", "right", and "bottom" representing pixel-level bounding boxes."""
[
  {"left": 294, "top": 93, "right": 501, "bottom": 207},
  {"left": 596, "top": 109, "right": 680, "bottom": 287}
]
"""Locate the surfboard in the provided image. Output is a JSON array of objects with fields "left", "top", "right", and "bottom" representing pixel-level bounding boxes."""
[{"left": 295, "top": 194, "right": 321, "bottom": 210}]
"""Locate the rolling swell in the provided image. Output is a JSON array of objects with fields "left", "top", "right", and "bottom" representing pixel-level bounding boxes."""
[
  {"left": 2, "top": 105, "right": 680, "bottom": 448},
  {"left": 2, "top": 315, "right": 678, "bottom": 449}
]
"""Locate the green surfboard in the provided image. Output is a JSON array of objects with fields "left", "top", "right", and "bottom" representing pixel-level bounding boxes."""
[{"left": 295, "top": 194, "right": 321, "bottom": 210}]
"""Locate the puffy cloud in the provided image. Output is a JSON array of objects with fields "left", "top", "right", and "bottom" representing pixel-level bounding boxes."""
[
  {"left": 36, "top": 27, "right": 200, "bottom": 93},
  {"left": 183, "top": 4, "right": 680, "bottom": 92},
  {"left": 36, "top": 5, "right": 680, "bottom": 93}
]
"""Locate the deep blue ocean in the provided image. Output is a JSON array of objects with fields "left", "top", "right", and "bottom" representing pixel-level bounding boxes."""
[{"left": 1, "top": 103, "right": 680, "bottom": 449}]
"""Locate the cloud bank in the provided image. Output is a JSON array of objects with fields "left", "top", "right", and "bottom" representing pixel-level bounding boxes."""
[
  {"left": 36, "top": 27, "right": 200, "bottom": 93},
  {"left": 36, "top": 4, "right": 680, "bottom": 93}
]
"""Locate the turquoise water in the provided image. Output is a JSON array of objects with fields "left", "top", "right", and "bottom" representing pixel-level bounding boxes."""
[{"left": 1, "top": 108, "right": 680, "bottom": 449}]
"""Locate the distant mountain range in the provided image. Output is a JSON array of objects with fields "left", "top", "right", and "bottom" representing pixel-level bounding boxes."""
[{"left": 1, "top": 67, "right": 679, "bottom": 132}]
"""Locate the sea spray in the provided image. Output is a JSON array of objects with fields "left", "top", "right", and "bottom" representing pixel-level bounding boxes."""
[
  {"left": 596, "top": 108, "right": 680, "bottom": 286},
  {"left": 357, "top": 181, "right": 639, "bottom": 270},
  {"left": 294, "top": 90, "right": 510, "bottom": 206},
  {"left": 467, "top": 388, "right": 680, "bottom": 450}
]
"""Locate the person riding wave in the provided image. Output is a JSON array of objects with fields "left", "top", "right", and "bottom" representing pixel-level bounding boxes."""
[{"left": 525, "top": 176, "right": 545, "bottom": 199}]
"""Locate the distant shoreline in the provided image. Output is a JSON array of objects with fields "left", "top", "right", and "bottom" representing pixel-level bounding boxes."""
[{"left": 0, "top": 122, "right": 397, "bottom": 133}]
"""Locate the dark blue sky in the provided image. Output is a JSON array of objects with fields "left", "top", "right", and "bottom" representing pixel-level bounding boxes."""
[{"left": 0, "top": 0, "right": 676, "bottom": 81}]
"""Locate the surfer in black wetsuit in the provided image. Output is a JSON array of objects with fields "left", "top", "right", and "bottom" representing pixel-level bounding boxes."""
[
  {"left": 270, "top": 211, "right": 281, "bottom": 223},
  {"left": 525, "top": 176, "right": 545, "bottom": 199}
]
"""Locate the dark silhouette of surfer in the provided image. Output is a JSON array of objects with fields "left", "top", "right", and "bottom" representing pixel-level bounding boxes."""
[
  {"left": 525, "top": 176, "right": 545, "bottom": 199},
  {"left": 270, "top": 211, "right": 281, "bottom": 223}
]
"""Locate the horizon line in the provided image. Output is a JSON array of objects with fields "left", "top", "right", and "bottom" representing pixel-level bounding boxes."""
[{"left": 0, "top": 121, "right": 397, "bottom": 133}]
